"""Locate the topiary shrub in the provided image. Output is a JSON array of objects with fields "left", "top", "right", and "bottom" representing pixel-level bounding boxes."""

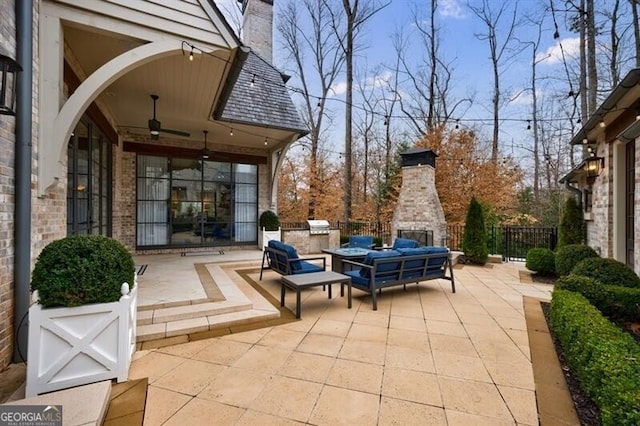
[
  {"left": 555, "top": 244, "right": 599, "bottom": 277},
  {"left": 31, "top": 235, "right": 135, "bottom": 308},
  {"left": 259, "top": 210, "right": 280, "bottom": 231},
  {"left": 571, "top": 257, "right": 640, "bottom": 288},
  {"left": 461, "top": 197, "right": 488, "bottom": 265},
  {"left": 525, "top": 248, "right": 556, "bottom": 275},
  {"left": 557, "top": 196, "right": 585, "bottom": 248}
]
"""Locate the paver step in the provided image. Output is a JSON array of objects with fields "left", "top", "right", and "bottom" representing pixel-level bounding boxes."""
[
  {"left": 137, "top": 300, "right": 253, "bottom": 326},
  {"left": 136, "top": 307, "right": 280, "bottom": 342}
]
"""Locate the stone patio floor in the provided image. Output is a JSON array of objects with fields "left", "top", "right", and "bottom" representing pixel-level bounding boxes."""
[{"left": 129, "top": 253, "right": 554, "bottom": 425}]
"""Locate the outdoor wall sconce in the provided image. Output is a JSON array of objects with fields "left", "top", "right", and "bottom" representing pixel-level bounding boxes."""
[
  {"left": 583, "top": 152, "right": 604, "bottom": 185},
  {"left": 0, "top": 48, "right": 22, "bottom": 116}
]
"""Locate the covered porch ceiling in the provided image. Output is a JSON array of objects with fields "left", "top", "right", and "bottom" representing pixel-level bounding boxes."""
[{"left": 63, "top": 24, "right": 298, "bottom": 152}]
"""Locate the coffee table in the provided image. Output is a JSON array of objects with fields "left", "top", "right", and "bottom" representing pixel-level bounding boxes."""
[{"left": 281, "top": 271, "right": 352, "bottom": 318}]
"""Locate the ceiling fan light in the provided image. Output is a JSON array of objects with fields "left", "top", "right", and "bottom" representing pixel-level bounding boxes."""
[{"left": 150, "top": 130, "right": 159, "bottom": 136}]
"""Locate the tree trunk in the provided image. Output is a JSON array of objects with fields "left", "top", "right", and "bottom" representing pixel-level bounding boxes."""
[
  {"left": 587, "top": 0, "right": 597, "bottom": 115},
  {"left": 631, "top": 0, "right": 640, "bottom": 66},
  {"left": 579, "top": 0, "right": 588, "bottom": 121}
]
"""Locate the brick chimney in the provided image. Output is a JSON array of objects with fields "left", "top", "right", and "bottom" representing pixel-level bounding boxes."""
[
  {"left": 237, "top": 0, "right": 274, "bottom": 63},
  {"left": 391, "top": 148, "right": 447, "bottom": 246}
]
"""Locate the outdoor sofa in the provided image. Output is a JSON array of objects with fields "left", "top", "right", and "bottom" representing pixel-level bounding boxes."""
[
  {"left": 260, "top": 240, "right": 326, "bottom": 280},
  {"left": 341, "top": 246, "right": 455, "bottom": 310}
]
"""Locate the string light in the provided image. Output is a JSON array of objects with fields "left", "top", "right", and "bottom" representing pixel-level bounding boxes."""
[
  {"left": 264, "top": 137, "right": 268, "bottom": 146},
  {"left": 181, "top": 40, "right": 627, "bottom": 143},
  {"left": 229, "top": 128, "right": 234, "bottom": 136},
  {"left": 599, "top": 117, "right": 606, "bottom": 128}
]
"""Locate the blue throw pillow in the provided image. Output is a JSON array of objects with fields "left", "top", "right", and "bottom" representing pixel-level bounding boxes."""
[{"left": 392, "top": 238, "right": 419, "bottom": 249}]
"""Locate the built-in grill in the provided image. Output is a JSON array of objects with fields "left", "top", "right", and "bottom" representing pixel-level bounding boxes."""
[{"left": 307, "top": 220, "right": 330, "bottom": 235}]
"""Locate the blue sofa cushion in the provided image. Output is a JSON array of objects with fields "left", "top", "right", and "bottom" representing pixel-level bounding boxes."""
[
  {"left": 392, "top": 238, "right": 420, "bottom": 250},
  {"left": 268, "top": 240, "right": 302, "bottom": 271},
  {"left": 359, "top": 250, "right": 401, "bottom": 278},
  {"left": 397, "top": 246, "right": 449, "bottom": 279},
  {"left": 295, "top": 260, "right": 325, "bottom": 274}
]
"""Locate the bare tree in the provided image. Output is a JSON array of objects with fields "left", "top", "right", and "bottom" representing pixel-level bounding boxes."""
[
  {"left": 325, "top": 0, "right": 389, "bottom": 222},
  {"left": 277, "top": 0, "right": 345, "bottom": 219},
  {"left": 469, "top": 0, "right": 520, "bottom": 162},
  {"left": 392, "top": 2, "right": 472, "bottom": 137}
]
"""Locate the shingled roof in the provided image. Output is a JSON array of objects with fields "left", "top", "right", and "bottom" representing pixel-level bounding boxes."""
[{"left": 213, "top": 48, "right": 308, "bottom": 135}]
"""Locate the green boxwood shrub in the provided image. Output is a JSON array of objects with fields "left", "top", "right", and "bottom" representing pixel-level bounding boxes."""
[
  {"left": 259, "top": 210, "right": 280, "bottom": 231},
  {"left": 550, "top": 290, "right": 640, "bottom": 425},
  {"left": 461, "top": 197, "right": 488, "bottom": 265},
  {"left": 571, "top": 257, "right": 640, "bottom": 288},
  {"left": 555, "top": 244, "right": 599, "bottom": 277},
  {"left": 31, "top": 235, "right": 135, "bottom": 308},
  {"left": 554, "top": 275, "right": 613, "bottom": 309},
  {"left": 556, "top": 275, "right": 640, "bottom": 321},
  {"left": 525, "top": 248, "right": 556, "bottom": 275}
]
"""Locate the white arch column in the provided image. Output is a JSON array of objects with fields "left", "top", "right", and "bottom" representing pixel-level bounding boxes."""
[{"left": 38, "top": 36, "right": 184, "bottom": 196}]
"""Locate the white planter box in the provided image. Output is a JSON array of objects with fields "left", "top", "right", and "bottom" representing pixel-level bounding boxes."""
[
  {"left": 259, "top": 227, "right": 281, "bottom": 249},
  {"left": 26, "top": 280, "right": 138, "bottom": 397}
]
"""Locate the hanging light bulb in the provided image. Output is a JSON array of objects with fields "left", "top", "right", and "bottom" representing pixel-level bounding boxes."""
[
  {"left": 189, "top": 47, "right": 194, "bottom": 62},
  {"left": 455, "top": 119, "right": 460, "bottom": 130},
  {"left": 383, "top": 115, "right": 388, "bottom": 126},
  {"left": 599, "top": 117, "right": 606, "bottom": 128},
  {"left": 264, "top": 137, "right": 268, "bottom": 146},
  {"left": 229, "top": 128, "right": 234, "bottom": 136},
  {"left": 577, "top": 117, "right": 582, "bottom": 124},
  {"left": 526, "top": 120, "right": 531, "bottom": 130}
]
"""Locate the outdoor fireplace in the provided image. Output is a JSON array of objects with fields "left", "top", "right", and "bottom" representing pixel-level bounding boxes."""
[{"left": 391, "top": 148, "right": 447, "bottom": 246}]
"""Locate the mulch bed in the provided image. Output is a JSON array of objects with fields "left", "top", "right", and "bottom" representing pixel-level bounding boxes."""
[{"left": 541, "top": 302, "right": 600, "bottom": 426}]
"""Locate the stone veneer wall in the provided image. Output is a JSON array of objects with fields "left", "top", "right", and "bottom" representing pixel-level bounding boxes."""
[
  {"left": 241, "top": 0, "right": 273, "bottom": 63},
  {"left": 282, "top": 229, "right": 340, "bottom": 255},
  {"left": 391, "top": 164, "right": 446, "bottom": 247}
]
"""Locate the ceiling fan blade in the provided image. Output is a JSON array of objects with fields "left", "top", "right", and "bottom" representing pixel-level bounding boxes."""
[{"left": 160, "top": 128, "right": 191, "bottom": 137}]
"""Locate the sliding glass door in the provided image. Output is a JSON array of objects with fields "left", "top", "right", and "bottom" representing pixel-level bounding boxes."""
[{"left": 136, "top": 154, "right": 257, "bottom": 249}]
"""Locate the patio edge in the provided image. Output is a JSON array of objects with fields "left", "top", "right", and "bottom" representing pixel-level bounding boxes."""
[{"left": 523, "top": 296, "right": 580, "bottom": 426}]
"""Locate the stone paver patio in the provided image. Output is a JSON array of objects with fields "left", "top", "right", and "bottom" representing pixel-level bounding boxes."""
[{"left": 129, "top": 253, "right": 553, "bottom": 425}]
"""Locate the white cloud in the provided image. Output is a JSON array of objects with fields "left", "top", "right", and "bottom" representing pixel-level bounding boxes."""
[
  {"left": 537, "top": 37, "right": 580, "bottom": 65},
  {"left": 438, "top": 0, "right": 467, "bottom": 19},
  {"left": 367, "top": 71, "right": 393, "bottom": 89},
  {"left": 329, "top": 81, "right": 348, "bottom": 96}
]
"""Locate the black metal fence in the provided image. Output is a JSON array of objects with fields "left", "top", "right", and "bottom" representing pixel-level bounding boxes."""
[
  {"left": 280, "top": 221, "right": 557, "bottom": 261},
  {"left": 446, "top": 224, "right": 557, "bottom": 261}
]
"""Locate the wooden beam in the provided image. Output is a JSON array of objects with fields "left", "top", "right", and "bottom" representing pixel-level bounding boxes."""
[{"left": 123, "top": 141, "right": 267, "bottom": 164}]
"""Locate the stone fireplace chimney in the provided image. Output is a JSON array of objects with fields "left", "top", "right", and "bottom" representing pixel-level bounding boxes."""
[
  {"left": 237, "top": 0, "right": 274, "bottom": 63},
  {"left": 391, "top": 148, "right": 447, "bottom": 246}
]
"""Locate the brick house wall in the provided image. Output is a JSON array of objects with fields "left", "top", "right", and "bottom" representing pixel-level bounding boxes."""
[{"left": 0, "top": 0, "right": 18, "bottom": 370}]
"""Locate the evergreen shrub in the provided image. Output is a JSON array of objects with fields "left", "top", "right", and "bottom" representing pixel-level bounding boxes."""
[
  {"left": 525, "top": 248, "right": 556, "bottom": 275},
  {"left": 550, "top": 290, "right": 640, "bottom": 425},
  {"left": 31, "top": 235, "right": 135, "bottom": 308},
  {"left": 461, "top": 197, "right": 488, "bottom": 265},
  {"left": 259, "top": 210, "right": 280, "bottom": 231},
  {"left": 557, "top": 196, "right": 585, "bottom": 247},
  {"left": 554, "top": 244, "right": 599, "bottom": 277}
]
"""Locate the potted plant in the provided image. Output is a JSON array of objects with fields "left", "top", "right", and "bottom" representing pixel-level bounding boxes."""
[
  {"left": 259, "top": 210, "right": 281, "bottom": 249},
  {"left": 26, "top": 235, "right": 137, "bottom": 397}
]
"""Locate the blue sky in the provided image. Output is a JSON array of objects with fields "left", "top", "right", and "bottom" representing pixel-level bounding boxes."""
[{"left": 215, "top": 0, "right": 584, "bottom": 167}]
